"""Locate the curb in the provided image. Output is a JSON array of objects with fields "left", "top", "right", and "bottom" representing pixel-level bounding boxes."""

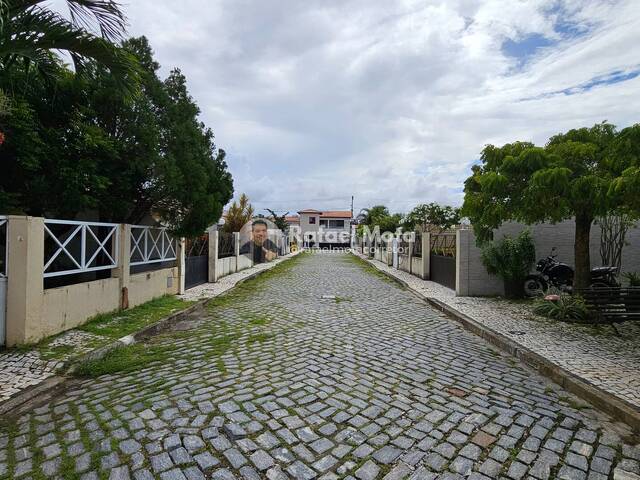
[
  {"left": 355, "top": 253, "right": 640, "bottom": 433},
  {"left": 0, "top": 253, "right": 300, "bottom": 417}
]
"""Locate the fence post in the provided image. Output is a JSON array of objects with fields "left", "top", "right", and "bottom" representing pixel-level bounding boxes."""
[
  {"left": 422, "top": 231, "right": 430, "bottom": 280},
  {"left": 233, "top": 232, "right": 240, "bottom": 273},
  {"left": 6, "top": 216, "right": 44, "bottom": 346},
  {"left": 455, "top": 229, "right": 468, "bottom": 296},
  {"left": 208, "top": 226, "right": 219, "bottom": 283},
  {"left": 408, "top": 238, "right": 414, "bottom": 275},
  {"left": 177, "top": 237, "right": 186, "bottom": 294},
  {"left": 112, "top": 224, "right": 131, "bottom": 309},
  {"left": 392, "top": 237, "right": 398, "bottom": 268}
]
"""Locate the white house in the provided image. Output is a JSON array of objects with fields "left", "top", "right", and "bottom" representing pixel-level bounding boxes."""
[{"left": 296, "top": 209, "right": 352, "bottom": 248}]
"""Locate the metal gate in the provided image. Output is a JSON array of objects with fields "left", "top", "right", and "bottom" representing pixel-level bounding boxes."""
[
  {"left": 185, "top": 234, "right": 209, "bottom": 289},
  {"left": 430, "top": 233, "right": 456, "bottom": 290},
  {"left": 0, "top": 216, "right": 7, "bottom": 346}
]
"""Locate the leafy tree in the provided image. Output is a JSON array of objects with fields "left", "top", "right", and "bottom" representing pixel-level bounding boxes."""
[
  {"left": 463, "top": 122, "right": 640, "bottom": 289},
  {"left": 0, "top": 36, "right": 233, "bottom": 236},
  {"left": 223, "top": 193, "right": 254, "bottom": 233},
  {"left": 151, "top": 68, "right": 233, "bottom": 236},
  {"left": 356, "top": 205, "right": 402, "bottom": 235},
  {"left": 403, "top": 202, "right": 460, "bottom": 233},
  {"left": 0, "top": 0, "right": 138, "bottom": 90},
  {"left": 265, "top": 209, "right": 289, "bottom": 232}
]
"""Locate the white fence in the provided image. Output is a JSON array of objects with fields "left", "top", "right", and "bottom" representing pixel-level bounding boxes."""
[
  {"left": 130, "top": 225, "right": 177, "bottom": 266},
  {"left": 43, "top": 219, "right": 119, "bottom": 278}
]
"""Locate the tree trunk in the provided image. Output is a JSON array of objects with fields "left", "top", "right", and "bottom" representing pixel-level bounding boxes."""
[{"left": 574, "top": 214, "right": 592, "bottom": 290}]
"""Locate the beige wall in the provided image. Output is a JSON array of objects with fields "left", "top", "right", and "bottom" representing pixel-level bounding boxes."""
[
  {"left": 129, "top": 267, "right": 179, "bottom": 308},
  {"left": 216, "top": 256, "right": 237, "bottom": 280},
  {"left": 42, "top": 278, "right": 120, "bottom": 339},
  {"left": 237, "top": 255, "right": 252, "bottom": 272},
  {"left": 411, "top": 256, "right": 423, "bottom": 278}
]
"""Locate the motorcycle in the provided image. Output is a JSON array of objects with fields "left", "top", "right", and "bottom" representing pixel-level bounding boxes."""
[{"left": 523, "top": 247, "right": 619, "bottom": 297}]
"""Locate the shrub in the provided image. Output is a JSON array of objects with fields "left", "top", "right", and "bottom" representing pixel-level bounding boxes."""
[
  {"left": 481, "top": 230, "right": 536, "bottom": 298},
  {"left": 533, "top": 293, "right": 590, "bottom": 322},
  {"left": 623, "top": 271, "right": 640, "bottom": 287}
]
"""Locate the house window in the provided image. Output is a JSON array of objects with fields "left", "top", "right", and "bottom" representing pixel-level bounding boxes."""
[
  {"left": 309, "top": 216, "right": 316, "bottom": 224},
  {"left": 319, "top": 219, "right": 345, "bottom": 228}
]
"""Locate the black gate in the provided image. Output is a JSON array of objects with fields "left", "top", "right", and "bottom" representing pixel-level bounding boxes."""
[
  {"left": 185, "top": 234, "right": 208, "bottom": 289},
  {"left": 430, "top": 233, "right": 456, "bottom": 290}
]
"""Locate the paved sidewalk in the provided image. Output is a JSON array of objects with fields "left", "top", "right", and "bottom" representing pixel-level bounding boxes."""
[
  {"left": 1, "top": 251, "right": 638, "bottom": 480},
  {"left": 179, "top": 250, "right": 301, "bottom": 302},
  {"left": 358, "top": 253, "right": 640, "bottom": 413},
  {"left": 0, "top": 252, "right": 299, "bottom": 404}
]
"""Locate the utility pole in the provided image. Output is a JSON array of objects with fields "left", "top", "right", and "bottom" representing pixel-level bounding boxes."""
[{"left": 350, "top": 196, "right": 354, "bottom": 220}]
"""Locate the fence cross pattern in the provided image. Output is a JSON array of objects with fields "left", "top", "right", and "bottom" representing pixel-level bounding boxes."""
[
  {"left": 43, "top": 220, "right": 119, "bottom": 278},
  {"left": 130, "top": 226, "right": 177, "bottom": 266}
]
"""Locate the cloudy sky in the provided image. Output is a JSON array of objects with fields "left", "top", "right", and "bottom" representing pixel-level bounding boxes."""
[{"left": 121, "top": 0, "right": 640, "bottom": 216}]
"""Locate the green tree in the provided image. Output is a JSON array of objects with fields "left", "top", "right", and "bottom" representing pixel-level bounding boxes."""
[
  {"left": 265, "top": 209, "right": 289, "bottom": 232},
  {"left": 356, "top": 205, "right": 402, "bottom": 234},
  {"left": 0, "top": 36, "right": 233, "bottom": 236},
  {"left": 463, "top": 122, "right": 640, "bottom": 289},
  {"left": 403, "top": 202, "right": 460, "bottom": 233},
  {"left": 223, "top": 193, "right": 254, "bottom": 233}
]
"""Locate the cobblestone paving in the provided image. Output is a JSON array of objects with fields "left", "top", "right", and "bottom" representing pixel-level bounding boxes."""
[
  {"left": 179, "top": 251, "right": 302, "bottom": 302},
  {"left": 357, "top": 253, "right": 640, "bottom": 412},
  {"left": 0, "top": 253, "right": 298, "bottom": 404},
  {"left": 1, "top": 252, "right": 639, "bottom": 480},
  {"left": 0, "top": 330, "right": 101, "bottom": 402}
]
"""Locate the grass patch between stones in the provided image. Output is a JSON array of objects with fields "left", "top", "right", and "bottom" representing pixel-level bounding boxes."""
[
  {"left": 73, "top": 341, "right": 179, "bottom": 377},
  {"left": 78, "top": 295, "right": 194, "bottom": 339}
]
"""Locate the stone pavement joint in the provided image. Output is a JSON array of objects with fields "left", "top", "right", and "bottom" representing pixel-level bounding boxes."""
[
  {"left": 357, "top": 252, "right": 640, "bottom": 413},
  {"left": 0, "top": 251, "right": 638, "bottom": 480}
]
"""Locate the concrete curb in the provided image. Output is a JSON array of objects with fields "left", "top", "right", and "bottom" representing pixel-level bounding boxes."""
[
  {"left": 0, "top": 253, "right": 301, "bottom": 416},
  {"left": 355, "top": 253, "right": 640, "bottom": 433}
]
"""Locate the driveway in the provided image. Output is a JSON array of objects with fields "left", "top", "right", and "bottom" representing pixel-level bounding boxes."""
[{"left": 0, "top": 252, "right": 638, "bottom": 480}]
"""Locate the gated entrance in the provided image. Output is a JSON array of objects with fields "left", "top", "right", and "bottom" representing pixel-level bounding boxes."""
[
  {"left": 430, "top": 232, "right": 456, "bottom": 290},
  {"left": 0, "top": 216, "right": 7, "bottom": 346},
  {"left": 185, "top": 234, "right": 209, "bottom": 289}
]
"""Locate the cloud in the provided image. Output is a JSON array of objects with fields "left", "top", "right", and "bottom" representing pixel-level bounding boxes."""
[{"left": 123, "top": 0, "right": 640, "bottom": 215}]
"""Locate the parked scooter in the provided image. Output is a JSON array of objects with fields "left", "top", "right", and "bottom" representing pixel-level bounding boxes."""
[{"left": 523, "top": 247, "right": 619, "bottom": 297}]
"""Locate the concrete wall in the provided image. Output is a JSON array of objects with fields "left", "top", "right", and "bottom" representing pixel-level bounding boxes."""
[
  {"left": 42, "top": 278, "right": 120, "bottom": 338},
  {"left": 456, "top": 220, "right": 640, "bottom": 296},
  {"left": 398, "top": 254, "right": 411, "bottom": 273},
  {"left": 411, "top": 256, "right": 423, "bottom": 278},
  {"left": 217, "top": 256, "right": 237, "bottom": 279},
  {"left": 128, "top": 267, "right": 179, "bottom": 308},
  {"left": 237, "top": 255, "right": 252, "bottom": 272}
]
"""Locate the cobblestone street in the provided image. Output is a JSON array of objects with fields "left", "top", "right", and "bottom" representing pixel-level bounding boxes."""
[{"left": 1, "top": 252, "right": 639, "bottom": 480}]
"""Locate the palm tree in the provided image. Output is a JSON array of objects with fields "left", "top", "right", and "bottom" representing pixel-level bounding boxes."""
[{"left": 0, "top": 0, "right": 138, "bottom": 88}]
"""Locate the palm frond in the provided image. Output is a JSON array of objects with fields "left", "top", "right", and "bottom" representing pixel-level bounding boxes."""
[
  {"left": 0, "top": 6, "right": 139, "bottom": 94},
  {"left": 4, "top": 0, "right": 126, "bottom": 40}
]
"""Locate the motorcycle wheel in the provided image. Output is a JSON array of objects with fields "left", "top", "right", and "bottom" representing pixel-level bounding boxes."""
[
  {"left": 524, "top": 275, "right": 546, "bottom": 297},
  {"left": 589, "top": 281, "right": 610, "bottom": 289}
]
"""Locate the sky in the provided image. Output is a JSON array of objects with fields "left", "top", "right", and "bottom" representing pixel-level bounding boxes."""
[{"left": 119, "top": 0, "right": 640, "bottom": 216}]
